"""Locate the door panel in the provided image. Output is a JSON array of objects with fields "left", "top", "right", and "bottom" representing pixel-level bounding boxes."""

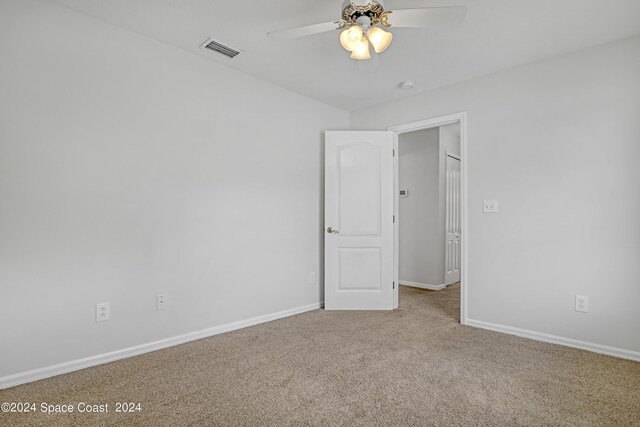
[
  {"left": 338, "top": 143, "right": 381, "bottom": 236},
  {"left": 325, "top": 131, "right": 394, "bottom": 310},
  {"left": 339, "top": 248, "right": 381, "bottom": 290}
]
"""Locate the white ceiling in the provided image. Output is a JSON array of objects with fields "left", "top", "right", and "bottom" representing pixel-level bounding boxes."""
[{"left": 47, "top": 0, "right": 640, "bottom": 111}]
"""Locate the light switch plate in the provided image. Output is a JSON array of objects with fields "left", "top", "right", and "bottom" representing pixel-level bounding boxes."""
[{"left": 483, "top": 200, "right": 498, "bottom": 213}]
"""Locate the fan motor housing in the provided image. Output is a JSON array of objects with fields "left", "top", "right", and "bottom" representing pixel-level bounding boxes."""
[{"left": 341, "top": 0, "right": 385, "bottom": 22}]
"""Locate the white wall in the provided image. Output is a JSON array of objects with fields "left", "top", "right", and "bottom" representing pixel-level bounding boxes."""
[
  {"left": 398, "top": 128, "right": 441, "bottom": 286},
  {"left": 352, "top": 35, "right": 640, "bottom": 354},
  {"left": 0, "top": 0, "right": 348, "bottom": 379}
]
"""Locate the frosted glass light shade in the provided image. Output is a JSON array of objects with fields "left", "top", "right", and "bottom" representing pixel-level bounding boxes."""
[
  {"left": 367, "top": 26, "right": 392, "bottom": 53},
  {"left": 340, "top": 25, "right": 364, "bottom": 51},
  {"left": 350, "top": 37, "right": 371, "bottom": 60}
]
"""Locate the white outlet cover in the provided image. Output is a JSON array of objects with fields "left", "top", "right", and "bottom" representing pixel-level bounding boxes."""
[
  {"left": 575, "top": 295, "right": 588, "bottom": 313},
  {"left": 309, "top": 272, "right": 316, "bottom": 284},
  {"left": 156, "top": 294, "right": 167, "bottom": 310},
  {"left": 483, "top": 200, "right": 498, "bottom": 213},
  {"left": 96, "top": 302, "right": 110, "bottom": 322}
]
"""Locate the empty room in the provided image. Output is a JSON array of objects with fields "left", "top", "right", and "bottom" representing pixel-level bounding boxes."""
[{"left": 1, "top": 0, "right": 639, "bottom": 425}]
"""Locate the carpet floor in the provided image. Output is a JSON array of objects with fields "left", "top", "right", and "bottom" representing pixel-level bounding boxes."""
[{"left": 1, "top": 284, "right": 639, "bottom": 426}]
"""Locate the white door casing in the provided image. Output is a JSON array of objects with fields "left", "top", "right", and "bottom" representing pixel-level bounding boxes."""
[
  {"left": 389, "top": 112, "right": 467, "bottom": 323},
  {"left": 324, "top": 131, "right": 394, "bottom": 310},
  {"left": 445, "top": 153, "right": 461, "bottom": 285}
]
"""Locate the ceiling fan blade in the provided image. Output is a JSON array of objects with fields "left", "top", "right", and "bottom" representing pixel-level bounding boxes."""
[
  {"left": 268, "top": 20, "right": 342, "bottom": 41},
  {"left": 387, "top": 6, "right": 466, "bottom": 28}
]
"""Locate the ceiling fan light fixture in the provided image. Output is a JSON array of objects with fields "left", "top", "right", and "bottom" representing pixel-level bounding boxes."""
[
  {"left": 350, "top": 37, "right": 371, "bottom": 60},
  {"left": 269, "top": 1, "right": 467, "bottom": 63},
  {"left": 340, "top": 25, "right": 364, "bottom": 51},
  {"left": 367, "top": 26, "right": 392, "bottom": 53}
]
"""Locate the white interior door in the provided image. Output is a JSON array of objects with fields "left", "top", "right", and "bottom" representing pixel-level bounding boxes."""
[
  {"left": 445, "top": 154, "right": 461, "bottom": 285},
  {"left": 324, "top": 131, "right": 394, "bottom": 310}
]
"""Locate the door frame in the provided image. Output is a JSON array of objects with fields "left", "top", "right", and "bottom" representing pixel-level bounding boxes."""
[{"left": 388, "top": 112, "right": 468, "bottom": 325}]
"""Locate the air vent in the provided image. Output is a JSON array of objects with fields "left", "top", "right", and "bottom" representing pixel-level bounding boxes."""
[{"left": 200, "top": 37, "right": 241, "bottom": 59}]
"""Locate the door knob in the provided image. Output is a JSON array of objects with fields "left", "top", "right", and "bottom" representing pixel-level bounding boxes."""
[{"left": 326, "top": 226, "right": 339, "bottom": 234}]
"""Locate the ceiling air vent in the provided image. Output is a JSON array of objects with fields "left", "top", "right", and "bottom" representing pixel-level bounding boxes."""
[{"left": 200, "top": 37, "right": 241, "bottom": 59}]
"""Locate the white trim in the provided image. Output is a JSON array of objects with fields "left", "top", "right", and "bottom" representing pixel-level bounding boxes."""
[
  {"left": 389, "top": 113, "right": 464, "bottom": 134},
  {"left": 392, "top": 131, "right": 400, "bottom": 309},
  {"left": 0, "top": 301, "right": 323, "bottom": 390},
  {"left": 400, "top": 281, "right": 446, "bottom": 291},
  {"left": 466, "top": 319, "right": 640, "bottom": 362},
  {"left": 389, "top": 112, "right": 468, "bottom": 324}
]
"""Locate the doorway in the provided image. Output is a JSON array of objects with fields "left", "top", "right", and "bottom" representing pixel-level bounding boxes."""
[
  {"left": 323, "top": 113, "right": 466, "bottom": 317},
  {"left": 389, "top": 113, "right": 467, "bottom": 324}
]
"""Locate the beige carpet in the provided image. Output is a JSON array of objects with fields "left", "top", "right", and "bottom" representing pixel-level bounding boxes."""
[{"left": 1, "top": 285, "right": 639, "bottom": 426}]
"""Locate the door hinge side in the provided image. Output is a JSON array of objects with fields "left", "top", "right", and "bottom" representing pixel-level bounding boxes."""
[
  {"left": 393, "top": 149, "right": 395, "bottom": 157},
  {"left": 393, "top": 214, "right": 396, "bottom": 223},
  {"left": 393, "top": 281, "right": 395, "bottom": 289}
]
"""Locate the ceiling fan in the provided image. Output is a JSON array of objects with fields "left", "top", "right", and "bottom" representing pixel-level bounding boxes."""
[{"left": 268, "top": 1, "right": 466, "bottom": 60}]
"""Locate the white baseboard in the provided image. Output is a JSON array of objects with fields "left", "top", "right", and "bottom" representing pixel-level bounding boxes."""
[
  {"left": 400, "top": 280, "right": 446, "bottom": 291},
  {"left": 0, "top": 301, "right": 324, "bottom": 390},
  {"left": 466, "top": 318, "right": 640, "bottom": 362}
]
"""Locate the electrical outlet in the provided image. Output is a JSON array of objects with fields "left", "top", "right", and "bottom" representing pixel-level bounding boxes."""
[
  {"left": 483, "top": 200, "right": 498, "bottom": 213},
  {"left": 96, "top": 302, "right": 110, "bottom": 322},
  {"left": 309, "top": 272, "right": 316, "bottom": 285},
  {"left": 156, "top": 294, "right": 167, "bottom": 311},
  {"left": 575, "top": 295, "right": 588, "bottom": 313}
]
